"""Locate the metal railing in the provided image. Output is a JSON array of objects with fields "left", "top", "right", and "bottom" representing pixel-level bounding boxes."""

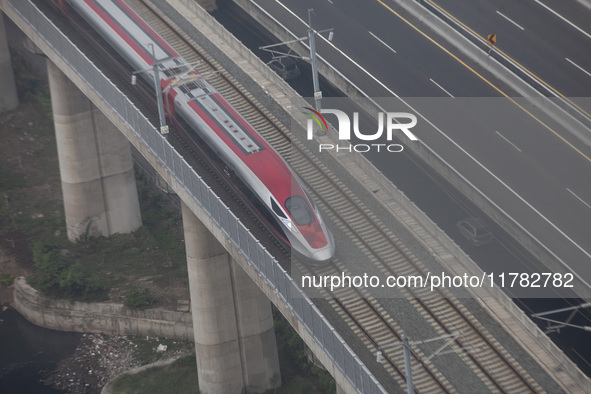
[{"left": 3, "top": 0, "right": 385, "bottom": 392}]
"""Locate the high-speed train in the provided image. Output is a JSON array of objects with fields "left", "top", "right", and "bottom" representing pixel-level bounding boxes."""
[{"left": 58, "top": 0, "right": 335, "bottom": 263}]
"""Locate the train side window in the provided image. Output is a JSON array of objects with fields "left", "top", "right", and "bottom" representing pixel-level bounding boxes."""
[
  {"left": 271, "top": 198, "right": 286, "bottom": 218},
  {"left": 285, "top": 196, "right": 314, "bottom": 226}
]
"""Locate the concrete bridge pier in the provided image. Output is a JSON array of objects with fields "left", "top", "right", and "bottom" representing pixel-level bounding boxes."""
[
  {"left": 0, "top": 11, "right": 18, "bottom": 112},
  {"left": 47, "top": 60, "right": 141, "bottom": 241},
  {"left": 182, "top": 202, "right": 281, "bottom": 393}
]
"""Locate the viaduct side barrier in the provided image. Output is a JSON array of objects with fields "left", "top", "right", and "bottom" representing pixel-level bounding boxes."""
[
  {"left": 0, "top": 1, "right": 384, "bottom": 392},
  {"left": 232, "top": 0, "right": 591, "bottom": 297},
  {"left": 162, "top": 0, "right": 591, "bottom": 391},
  {"left": 13, "top": 277, "right": 194, "bottom": 341}
]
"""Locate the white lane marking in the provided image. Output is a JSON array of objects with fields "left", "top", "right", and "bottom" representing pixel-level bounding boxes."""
[
  {"left": 496, "top": 10, "right": 525, "bottom": 31},
  {"left": 495, "top": 131, "right": 522, "bottom": 152},
  {"left": 265, "top": 0, "right": 591, "bottom": 261},
  {"left": 567, "top": 188, "right": 591, "bottom": 209},
  {"left": 429, "top": 78, "right": 455, "bottom": 97},
  {"left": 369, "top": 31, "right": 397, "bottom": 54},
  {"left": 327, "top": 0, "right": 333, "bottom": 4},
  {"left": 534, "top": 0, "right": 591, "bottom": 40},
  {"left": 566, "top": 58, "right": 591, "bottom": 78}
]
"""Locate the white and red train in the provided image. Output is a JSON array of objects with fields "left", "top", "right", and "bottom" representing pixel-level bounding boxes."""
[{"left": 58, "top": 0, "right": 335, "bottom": 263}]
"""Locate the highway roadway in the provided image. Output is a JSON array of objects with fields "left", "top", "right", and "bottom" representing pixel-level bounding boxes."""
[
  {"left": 230, "top": 0, "right": 591, "bottom": 296},
  {"left": 427, "top": 0, "right": 591, "bottom": 97}
]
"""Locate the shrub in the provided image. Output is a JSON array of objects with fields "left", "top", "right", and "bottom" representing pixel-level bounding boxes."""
[
  {"left": 11, "top": 52, "right": 52, "bottom": 114},
  {"left": 0, "top": 168, "right": 25, "bottom": 192},
  {"left": 0, "top": 273, "right": 14, "bottom": 286},
  {"left": 29, "top": 241, "right": 108, "bottom": 301},
  {"left": 124, "top": 288, "right": 158, "bottom": 310},
  {"left": 273, "top": 310, "right": 336, "bottom": 393}
]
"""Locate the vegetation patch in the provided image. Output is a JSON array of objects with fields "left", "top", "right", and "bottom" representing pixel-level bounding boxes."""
[
  {"left": 0, "top": 272, "right": 15, "bottom": 286},
  {"left": 0, "top": 61, "right": 188, "bottom": 306},
  {"left": 27, "top": 240, "right": 108, "bottom": 301},
  {"left": 130, "top": 336, "right": 191, "bottom": 366},
  {"left": 11, "top": 52, "right": 52, "bottom": 114},
  {"left": 111, "top": 354, "right": 199, "bottom": 394},
  {"left": 0, "top": 167, "right": 25, "bottom": 192},
  {"left": 272, "top": 309, "right": 336, "bottom": 393},
  {"left": 124, "top": 287, "right": 158, "bottom": 310},
  {"left": 16, "top": 176, "right": 189, "bottom": 304},
  {"left": 108, "top": 311, "right": 336, "bottom": 394}
]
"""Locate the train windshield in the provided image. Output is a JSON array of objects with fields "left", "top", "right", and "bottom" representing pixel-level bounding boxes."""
[
  {"left": 285, "top": 196, "right": 314, "bottom": 226},
  {"left": 302, "top": 187, "right": 316, "bottom": 211}
]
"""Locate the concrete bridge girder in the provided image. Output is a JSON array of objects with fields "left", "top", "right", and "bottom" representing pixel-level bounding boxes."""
[{"left": 0, "top": 11, "right": 18, "bottom": 112}]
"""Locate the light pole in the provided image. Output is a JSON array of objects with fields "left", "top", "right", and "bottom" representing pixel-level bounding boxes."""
[
  {"left": 132, "top": 44, "right": 169, "bottom": 135},
  {"left": 376, "top": 330, "right": 470, "bottom": 394},
  {"left": 402, "top": 334, "right": 414, "bottom": 394},
  {"left": 307, "top": 9, "right": 322, "bottom": 112},
  {"left": 531, "top": 302, "right": 591, "bottom": 333},
  {"left": 259, "top": 10, "right": 333, "bottom": 112},
  {"left": 148, "top": 43, "right": 168, "bottom": 135}
]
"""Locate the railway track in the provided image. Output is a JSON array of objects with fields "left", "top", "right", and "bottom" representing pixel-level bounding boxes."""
[
  {"left": 289, "top": 146, "right": 543, "bottom": 392},
  {"left": 84, "top": 1, "right": 548, "bottom": 392}
]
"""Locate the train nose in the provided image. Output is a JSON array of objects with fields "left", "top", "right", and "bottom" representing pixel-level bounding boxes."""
[
  {"left": 311, "top": 247, "right": 334, "bottom": 263},
  {"left": 310, "top": 231, "right": 335, "bottom": 263}
]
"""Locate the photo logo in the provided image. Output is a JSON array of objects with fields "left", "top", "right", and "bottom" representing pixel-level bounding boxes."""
[
  {"left": 303, "top": 107, "right": 328, "bottom": 134},
  {"left": 305, "top": 108, "right": 418, "bottom": 153}
]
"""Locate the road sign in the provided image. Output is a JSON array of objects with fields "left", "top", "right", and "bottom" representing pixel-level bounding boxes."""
[{"left": 487, "top": 34, "right": 497, "bottom": 45}]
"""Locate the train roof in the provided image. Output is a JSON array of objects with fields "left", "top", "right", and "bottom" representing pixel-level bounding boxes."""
[
  {"left": 71, "top": 0, "right": 329, "bottom": 251},
  {"left": 75, "top": 0, "right": 179, "bottom": 66},
  {"left": 185, "top": 87, "right": 303, "bottom": 204},
  {"left": 75, "top": 0, "right": 307, "bottom": 209}
]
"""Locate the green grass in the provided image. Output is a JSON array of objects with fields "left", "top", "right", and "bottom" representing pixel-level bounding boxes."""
[
  {"left": 271, "top": 310, "right": 336, "bottom": 394},
  {"left": 110, "top": 354, "right": 199, "bottom": 394},
  {"left": 108, "top": 311, "right": 336, "bottom": 394},
  {"left": 21, "top": 178, "right": 189, "bottom": 302},
  {"left": 110, "top": 347, "right": 332, "bottom": 394},
  {"left": 0, "top": 273, "right": 15, "bottom": 286},
  {"left": 12, "top": 52, "right": 52, "bottom": 115},
  {"left": 14, "top": 172, "right": 189, "bottom": 302},
  {"left": 0, "top": 168, "right": 25, "bottom": 192},
  {"left": 271, "top": 375, "right": 326, "bottom": 393},
  {"left": 130, "top": 336, "right": 192, "bottom": 366},
  {"left": 1, "top": 63, "right": 187, "bottom": 303}
]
